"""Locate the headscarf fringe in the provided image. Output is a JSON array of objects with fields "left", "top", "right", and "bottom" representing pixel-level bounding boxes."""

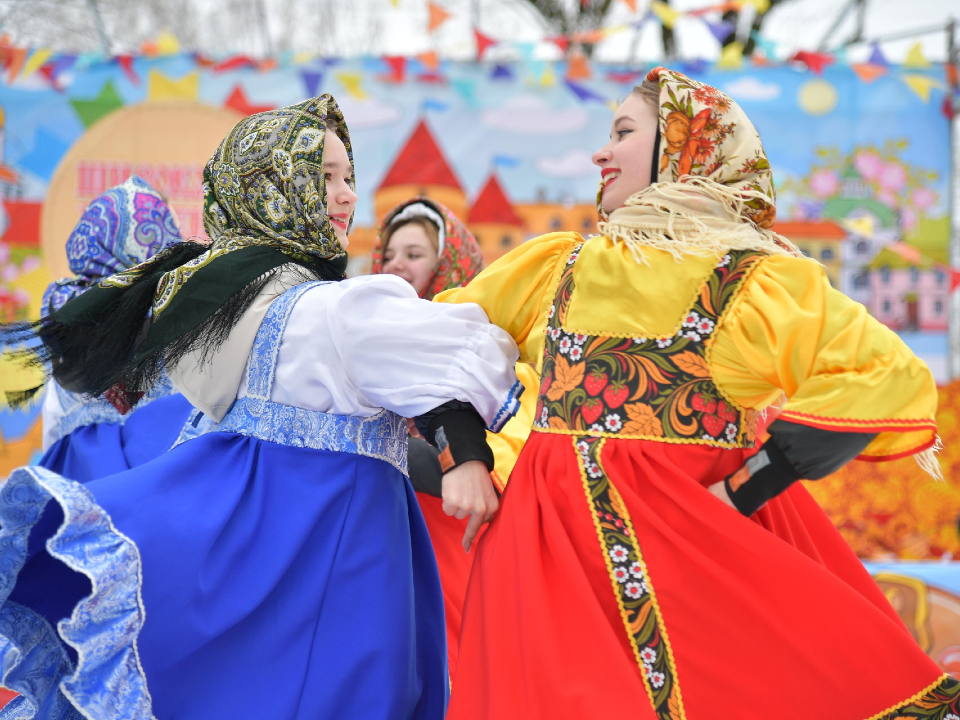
[
  {"left": 915, "top": 436, "right": 944, "bottom": 482},
  {"left": 598, "top": 177, "right": 804, "bottom": 265}
]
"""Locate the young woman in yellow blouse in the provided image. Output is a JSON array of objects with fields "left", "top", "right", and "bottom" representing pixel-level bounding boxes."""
[{"left": 433, "top": 68, "right": 954, "bottom": 720}]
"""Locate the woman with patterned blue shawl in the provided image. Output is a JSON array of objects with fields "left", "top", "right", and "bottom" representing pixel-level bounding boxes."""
[
  {"left": 38, "top": 175, "right": 193, "bottom": 479},
  {"left": 0, "top": 95, "right": 520, "bottom": 719}
]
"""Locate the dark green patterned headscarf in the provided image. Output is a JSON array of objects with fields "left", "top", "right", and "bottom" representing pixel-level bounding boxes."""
[{"left": 24, "top": 94, "right": 353, "bottom": 399}]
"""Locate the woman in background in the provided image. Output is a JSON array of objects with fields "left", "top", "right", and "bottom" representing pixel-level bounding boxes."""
[
  {"left": 374, "top": 196, "right": 538, "bottom": 677},
  {"left": 39, "top": 175, "right": 193, "bottom": 479}
]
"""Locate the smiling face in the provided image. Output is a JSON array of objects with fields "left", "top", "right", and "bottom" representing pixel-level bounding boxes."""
[
  {"left": 592, "top": 94, "right": 660, "bottom": 214},
  {"left": 382, "top": 220, "right": 439, "bottom": 296},
  {"left": 323, "top": 128, "right": 358, "bottom": 248}
]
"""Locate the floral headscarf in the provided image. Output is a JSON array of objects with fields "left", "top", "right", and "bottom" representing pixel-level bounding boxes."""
[
  {"left": 597, "top": 67, "right": 799, "bottom": 263},
  {"left": 372, "top": 196, "right": 485, "bottom": 301},
  {"left": 42, "top": 176, "right": 181, "bottom": 315}
]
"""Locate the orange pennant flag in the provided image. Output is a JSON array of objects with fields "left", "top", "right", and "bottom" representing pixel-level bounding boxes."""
[
  {"left": 621, "top": 0, "right": 637, "bottom": 10},
  {"left": 6, "top": 47, "right": 27, "bottom": 82},
  {"left": 567, "top": 52, "right": 591, "bottom": 81},
  {"left": 850, "top": 63, "right": 887, "bottom": 84},
  {"left": 427, "top": 2, "right": 452, "bottom": 33},
  {"left": 417, "top": 51, "right": 439, "bottom": 70}
]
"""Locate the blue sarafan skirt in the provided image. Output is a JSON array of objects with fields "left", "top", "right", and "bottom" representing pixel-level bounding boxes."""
[
  {"left": 39, "top": 394, "right": 194, "bottom": 480},
  {"left": 0, "top": 431, "right": 448, "bottom": 720}
]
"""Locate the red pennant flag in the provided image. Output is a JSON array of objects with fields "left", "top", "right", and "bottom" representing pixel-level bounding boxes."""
[
  {"left": 116, "top": 55, "right": 140, "bottom": 85},
  {"left": 547, "top": 35, "right": 570, "bottom": 54},
  {"left": 943, "top": 95, "right": 955, "bottom": 121},
  {"left": 38, "top": 63, "right": 62, "bottom": 91},
  {"left": 214, "top": 55, "right": 257, "bottom": 73},
  {"left": 380, "top": 56, "right": 406, "bottom": 83},
  {"left": 474, "top": 28, "right": 496, "bottom": 59},
  {"left": 949, "top": 267, "right": 960, "bottom": 293},
  {"left": 194, "top": 53, "right": 216, "bottom": 68},
  {"left": 790, "top": 51, "right": 834, "bottom": 75},
  {"left": 224, "top": 85, "right": 275, "bottom": 116}
]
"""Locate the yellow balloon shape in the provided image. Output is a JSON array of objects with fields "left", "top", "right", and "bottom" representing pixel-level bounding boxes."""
[{"left": 798, "top": 79, "right": 838, "bottom": 116}]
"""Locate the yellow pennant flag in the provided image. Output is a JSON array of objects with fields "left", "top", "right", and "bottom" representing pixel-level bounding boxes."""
[
  {"left": 716, "top": 41, "right": 744, "bottom": 69},
  {"left": 336, "top": 71, "right": 368, "bottom": 100},
  {"left": 390, "top": 0, "right": 400, "bottom": 6},
  {"left": 156, "top": 30, "right": 180, "bottom": 55},
  {"left": 540, "top": 63, "right": 556, "bottom": 88},
  {"left": 903, "top": 42, "right": 930, "bottom": 69},
  {"left": 20, "top": 48, "right": 53, "bottom": 80},
  {"left": 650, "top": 1, "right": 680, "bottom": 29},
  {"left": 147, "top": 69, "right": 199, "bottom": 101},
  {"left": 741, "top": 0, "right": 771, "bottom": 12},
  {"left": 901, "top": 73, "right": 942, "bottom": 103}
]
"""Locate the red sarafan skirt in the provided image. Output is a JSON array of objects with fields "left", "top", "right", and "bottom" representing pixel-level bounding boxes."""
[
  {"left": 447, "top": 431, "right": 953, "bottom": 720},
  {"left": 416, "top": 492, "right": 484, "bottom": 677}
]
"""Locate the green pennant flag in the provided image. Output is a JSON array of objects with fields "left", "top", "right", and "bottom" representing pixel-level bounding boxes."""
[{"left": 70, "top": 79, "right": 123, "bottom": 128}]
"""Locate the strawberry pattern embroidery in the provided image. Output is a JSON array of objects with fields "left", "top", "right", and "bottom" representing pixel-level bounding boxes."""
[{"left": 534, "top": 243, "right": 764, "bottom": 448}]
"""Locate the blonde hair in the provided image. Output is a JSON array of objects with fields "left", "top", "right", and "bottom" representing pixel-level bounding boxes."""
[
  {"left": 631, "top": 79, "right": 660, "bottom": 108},
  {"left": 383, "top": 217, "right": 440, "bottom": 254}
]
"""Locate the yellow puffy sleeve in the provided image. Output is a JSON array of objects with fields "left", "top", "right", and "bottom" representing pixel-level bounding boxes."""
[
  {"left": 434, "top": 232, "right": 581, "bottom": 366},
  {"left": 710, "top": 254, "right": 937, "bottom": 462},
  {"left": 487, "top": 363, "right": 539, "bottom": 492}
]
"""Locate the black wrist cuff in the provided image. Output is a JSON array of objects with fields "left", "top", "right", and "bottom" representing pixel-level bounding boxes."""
[
  {"left": 416, "top": 403, "right": 494, "bottom": 473},
  {"left": 724, "top": 437, "right": 802, "bottom": 517}
]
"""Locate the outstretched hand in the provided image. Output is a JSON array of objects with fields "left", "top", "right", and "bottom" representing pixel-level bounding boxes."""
[{"left": 442, "top": 460, "right": 500, "bottom": 553}]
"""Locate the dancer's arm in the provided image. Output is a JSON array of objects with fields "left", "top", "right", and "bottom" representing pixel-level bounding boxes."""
[{"left": 709, "top": 255, "right": 938, "bottom": 513}]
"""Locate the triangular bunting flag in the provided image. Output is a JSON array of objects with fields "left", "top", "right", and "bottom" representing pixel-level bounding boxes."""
[
  {"left": 851, "top": 63, "right": 887, "bottom": 84},
  {"left": 428, "top": 2, "right": 452, "bottom": 33},
  {"left": 867, "top": 44, "right": 888, "bottom": 67},
  {"left": 547, "top": 35, "right": 570, "bottom": 54},
  {"left": 566, "top": 52, "right": 591, "bottom": 81},
  {"left": 147, "top": 69, "right": 199, "bottom": 101},
  {"left": 750, "top": 31, "right": 777, "bottom": 59},
  {"left": 901, "top": 73, "right": 943, "bottom": 103},
  {"left": 681, "top": 58, "right": 709, "bottom": 74},
  {"left": 381, "top": 56, "right": 406, "bottom": 83},
  {"left": 741, "top": 0, "right": 770, "bottom": 11},
  {"left": 451, "top": 77, "right": 479, "bottom": 108},
  {"left": 490, "top": 63, "right": 513, "bottom": 80},
  {"left": 650, "top": 1, "right": 680, "bottom": 29},
  {"left": 336, "top": 72, "right": 368, "bottom": 100},
  {"left": 156, "top": 30, "right": 180, "bottom": 55},
  {"left": 70, "top": 80, "right": 123, "bottom": 128},
  {"left": 258, "top": 58, "right": 278, "bottom": 72},
  {"left": 300, "top": 70, "right": 322, "bottom": 97},
  {"left": 946, "top": 62, "right": 958, "bottom": 89},
  {"left": 606, "top": 70, "right": 642, "bottom": 84},
  {"left": 841, "top": 215, "right": 875, "bottom": 238},
  {"left": 6, "top": 47, "right": 27, "bottom": 82},
  {"left": 540, "top": 63, "right": 556, "bottom": 88},
  {"left": 21, "top": 48, "right": 53, "bottom": 80},
  {"left": 704, "top": 19, "right": 734, "bottom": 43},
  {"left": 214, "top": 56, "right": 257, "bottom": 73},
  {"left": 475, "top": 28, "right": 496, "bottom": 59},
  {"left": 564, "top": 79, "right": 606, "bottom": 103},
  {"left": 943, "top": 95, "right": 955, "bottom": 120},
  {"left": 224, "top": 86, "right": 275, "bottom": 116},
  {"left": 116, "top": 55, "right": 140, "bottom": 85},
  {"left": 716, "top": 41, "right": 743, "bottom": 69},
  {"left": 904, "top": 42, "right": 930, "bottom": 69},
  {"left": 416, "top": 71, "right": 446, "bottom": 84},
  {"left": 417, "top": 51, "right": 439, "bottom": 70},
  {"left": 790, "top": 50, "right": 834, "bottom": 75},
  {"left": 621, "top": 0, "right": 637, "bottom": 10}
]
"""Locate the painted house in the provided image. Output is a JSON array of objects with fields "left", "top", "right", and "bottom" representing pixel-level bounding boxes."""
[
  {"left": 867, "top": 243, "right": 950, "bottom": 332},
  {"left": 772, "top": 220, "right": 846, "bottom": 288},
  {"left": 468, "top": 174, "right": 525, "bottom": 262}
]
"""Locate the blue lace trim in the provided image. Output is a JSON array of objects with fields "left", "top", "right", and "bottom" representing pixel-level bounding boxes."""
[
  {"left": 487, "top": 379, "right": 524, "bottom": 434},
  {"left": 55, "top": 374, "right": 175, "bottom": 442},
  {"left": 0, "top": 467, "right": 156, "bottom": 719},
  {"left": 0, "top": 603, "right": 80, "bottom": 719},
  {"left": 215, "top": 399, "right": 409, "bottom": 475}
]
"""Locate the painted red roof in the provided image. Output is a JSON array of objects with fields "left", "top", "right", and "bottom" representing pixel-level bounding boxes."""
[
  {"left": 468, "top": 174, "right": 523, "bottom": 226},
  {"left": 772, "top": 220, "right": 846, "bottom": 240},
  {"left": 3, "top": 201, "right": 41, "bottom": 246},
  {"left": 379, "top": 120, "right": 462, "bottom": 191}
]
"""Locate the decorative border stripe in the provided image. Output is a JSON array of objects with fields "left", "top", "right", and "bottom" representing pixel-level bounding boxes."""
[
  {"left": 780, "top": 410, "right": 937, "bottom": 432},
  {"left": 863, "top": 673, "right": 959, "bottom": 720},
  {"left": 574, "top": 435, "right": 685, "bottom": 720},
  {"left": 487, "top": 379, "right": 524, "bottom": 434}
]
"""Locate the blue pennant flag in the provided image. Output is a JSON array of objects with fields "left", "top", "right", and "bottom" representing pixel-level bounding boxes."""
[
  {"left": 564, "top": 79, "right": 606, "bottom": 103},
  {"left": 300, "top": 70, "right": 323, "bottom": 97},
  {"left": 868, "top": 43, "right": 889, "bottom": 67},
  {"left": 705, "top": 20, "right": 735, "bottom": 43},
  {"left": 490, "top": 63, "right": 514, "bottom": 81}
]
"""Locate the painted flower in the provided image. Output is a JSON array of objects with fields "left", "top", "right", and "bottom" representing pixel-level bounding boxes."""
[
  {"left": 613, "top": 566, "right": 631, "bottom": 584},
  {"left": 590, "top": 423, "right": 604, "bottom": 434},
  {"left": 656, "top": 337, "right": 673, "bottom": 349},
  {"left": 682, "top": 311, "right": 700, "bottom": 328},
  {"left": 576, "top": 440, "right": 590, "bottom": 454},
  {"left": 625, "top": 581, "right": 645, "bottom": 599},
  {"left": 540, "top": 407, "right": 549, "bottom": 425},
  {"left": 911, "top": 187, "right": 936, "bottom": 211},
  {"left": 639, "top": 647, "right": 657, "bottom": 665},
  {"left": 605, "top": 413, "right": 623, "bottom": 432},
  {"left": 692, "top": 86, "right": 715, "bottom": 106},
  {"left": 573, "top": 333, "right": 588, "bottom": 345},
  {"left": 717, "top": 253, "right": 731, "bottom": 267},
  {"left": 587, "top": 463, "right": 603, "bottom": 479},
  {"left": 712, "top": 95, "right": 730, "bottom": 112},
  {"left": 854, "top": 150, "right": 883, "bottom": 181},
  {"left": 943, "top": 714, "right": 959, "bottom": 720},
  {"left": 725, "top": 423, "right": 738, "bottom": 442},
  {"left": 559, "top": 336, "right": 573, "bottom": 354},
  {"left": 567, "top": 250, "right": 580, "bottom": 265},
  {"left": 548, "top": 304, "right": 556, "bottom": 319},
  {"left": 695, "top": 317, "right": 715, "bottom": 335},
  {"left": 878, "top": 162, "right": 907, "bottom": 192},
  {"left": 609, "top": 545, "right": 630, "bottom": 563},
  {"left": 648, "top": 670, "right": 666, "bottom": 688},
  {"left": 810, "top": 170, "right": 839, "bottom": 199},
  {"left": 748, "top": 204, "right": 777, "bottom": 229},
  {"left": 550, "top": 327, "right": 563, "bottom": 341},
  {"left": 630, "top": 561, "right": 643, "bottom": 578},
  {"left": 691, "top": 135, "right": 717, "bottom": 165},
  {"left": 569, "top": 345, "right": 583, "bottom": 361},
  {"left": 664, "top": 111, "right": 691, "bottom": 154},
  {"left": 685, "top": 331, "right": 702, "bottom": 342}
]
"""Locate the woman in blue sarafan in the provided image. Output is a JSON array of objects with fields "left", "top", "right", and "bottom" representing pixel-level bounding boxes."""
[
  {"left": 38, "top": 175, "right": 194, "bottom": 480},
  {"left": 0, "top": 94, "right": 519, "bottom": 719}
]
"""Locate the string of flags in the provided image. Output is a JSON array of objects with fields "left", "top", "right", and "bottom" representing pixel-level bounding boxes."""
[{"left": 0, "top": 0, "right": 954, "bottom": 117}]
